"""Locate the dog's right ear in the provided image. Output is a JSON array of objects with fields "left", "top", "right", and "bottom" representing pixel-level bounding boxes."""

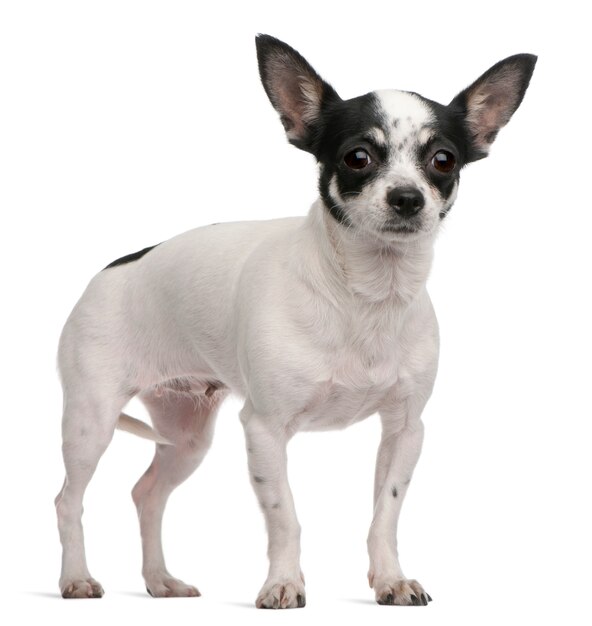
[{"left": 256, "top": 34, "right": 341, "bottom": 153}]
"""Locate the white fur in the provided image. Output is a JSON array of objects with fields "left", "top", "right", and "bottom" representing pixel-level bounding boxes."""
[
  {"left": 367, "top": 125, "right": 388, "bottom": 147},
  {"left": 55, "top": 197, "right": 438, "bottom": 604},
  {"left": 53, "top": 36, "right": 535, "bottom": 606},
  {"left": 50, "top": 54, "right": 461, "bottom": 609},
  {"left": 375, "top": 89, "right": 435, "bottom": 133}
]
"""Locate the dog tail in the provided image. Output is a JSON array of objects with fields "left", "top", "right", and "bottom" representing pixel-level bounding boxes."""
[{"left": 116, "top": 412, "right": 174, "bottom": 446}]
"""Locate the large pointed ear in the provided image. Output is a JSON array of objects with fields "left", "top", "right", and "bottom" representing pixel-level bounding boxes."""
[
  {"left": 256, "top": 34, "right": 341, "bottom": 153},
  {"left": 450, "top": 54, "right": 537, "bottom": 161}
]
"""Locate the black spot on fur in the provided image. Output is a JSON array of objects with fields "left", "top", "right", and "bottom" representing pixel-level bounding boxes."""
[
  {"left": 392, "top": 486, "right": 398, "bottom": 498},
  {"left": 103, "top": 244, "right": 159, "bottom": 270},
  {"left": 272, "top": 502, "right": 281, "bottom": 509},
  {"left": 253, "top": 475, "right": 265, "bottom": 484}
]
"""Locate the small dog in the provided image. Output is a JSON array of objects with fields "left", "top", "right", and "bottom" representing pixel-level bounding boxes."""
[{"left": 55, "top": 35, "right": 536, "bottom": 607}]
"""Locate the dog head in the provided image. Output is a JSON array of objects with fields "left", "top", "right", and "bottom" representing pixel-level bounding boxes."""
[{"left": 256, "top": 35, "right": 536, "bottom": 243}]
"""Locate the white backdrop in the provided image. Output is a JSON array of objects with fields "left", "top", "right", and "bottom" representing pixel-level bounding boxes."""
[{"left": 1, "top": 1, "right": 591, "bottom": 625}]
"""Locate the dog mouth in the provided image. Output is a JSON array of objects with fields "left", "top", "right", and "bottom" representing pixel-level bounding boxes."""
[{"left": 381, "top": 220, "right": 421, "bottom": 234}]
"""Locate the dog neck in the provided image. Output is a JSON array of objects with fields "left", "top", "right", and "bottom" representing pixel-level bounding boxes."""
[{"left": 299, "top": 199, "right": 435, "bottom": 308}]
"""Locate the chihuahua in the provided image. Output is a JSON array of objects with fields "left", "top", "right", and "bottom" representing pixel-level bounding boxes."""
[{"left": 55, "top": 34, "right": 536, "bottom": 607}]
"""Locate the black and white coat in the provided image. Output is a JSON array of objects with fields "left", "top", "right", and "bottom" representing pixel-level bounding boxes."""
[{"left": 55, "top": 34, "right": 536, "bottom": 607}]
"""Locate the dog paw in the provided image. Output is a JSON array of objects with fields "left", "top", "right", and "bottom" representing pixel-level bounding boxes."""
[
  {"left": 256, "top": 580, "right": 306, "bottom": 609},
  {"left": 61, "top": 578, "right": 104, "bottom": 599},
  {"left": 145, "top": 574, "right": 201, "bottom": 598},
  {"left": 372, "top": 577, "right": 431, "bottom": 606}
]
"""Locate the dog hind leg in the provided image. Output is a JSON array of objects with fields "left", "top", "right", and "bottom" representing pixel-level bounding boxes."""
[
  {"left": 55, "top": 389, "right": 126, "bottom": 598},
  {"left": 132, "top": 384, "right": 228, "bottom": 597}
]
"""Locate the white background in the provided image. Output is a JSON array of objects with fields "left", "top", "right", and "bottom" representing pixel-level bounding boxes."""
[{"left": 1, "top": 1, "right": 591, "bottom": 624}]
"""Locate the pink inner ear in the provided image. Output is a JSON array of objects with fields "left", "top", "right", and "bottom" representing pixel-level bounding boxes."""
[
  {"left": 466, "top": 69, "right": 523, "bottom": 150},
  {"left": 267, "top": 57, "right": 324, "bottom": 142},
  {"left": 276, "top": 71, "right": 308, "bottom": 137}
]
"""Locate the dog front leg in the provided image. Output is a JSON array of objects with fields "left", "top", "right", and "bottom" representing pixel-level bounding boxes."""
[
  {"left": 367, "top": 396, "right": 431, "bottom": 606},
  {"left": 240, "top": 401, "right": 305, "bottom": 609}
]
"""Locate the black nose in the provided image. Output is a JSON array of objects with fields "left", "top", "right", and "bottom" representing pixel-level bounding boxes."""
[{"left": 387, "top": 186, "right": 425, "bottom": 217}]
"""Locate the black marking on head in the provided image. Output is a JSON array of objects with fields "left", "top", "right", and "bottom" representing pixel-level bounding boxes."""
[
  {"left": 392, "top": 486, "right": 398, "bottom": 498},
  {"left": 316, "top": 92, "right": 387, "bottom": 226},
  {"left": 319, "top": 182, "right": 352, "bottom": 227},
  {"left": 103, "top": 244, "right": 159, "bottom": 270},
  {"left": 316, "top": 89, "right": 473, "bottom": 225},
  {"left": 253, "top": 475, "right": 265, "bottom": 484},
  {"left": 400, "top": 92, "right": 473, "bottom": 213}
]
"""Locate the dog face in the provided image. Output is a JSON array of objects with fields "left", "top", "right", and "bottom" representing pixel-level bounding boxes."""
[
  {"left": 314, "top": 89, "right": 464, "bottom": 243},
  {"left": 256, "top": 35, "right": 536, "bottom": 243}
]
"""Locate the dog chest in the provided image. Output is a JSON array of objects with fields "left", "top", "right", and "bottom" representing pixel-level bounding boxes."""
[
  {"left": 286, "top": 344, "right": 400, "bottom": 432},
  {"left": 292, "top": 379, "right": 393, "bottom": 432}
]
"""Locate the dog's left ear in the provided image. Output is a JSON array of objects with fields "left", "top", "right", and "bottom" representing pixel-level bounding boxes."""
[
  {"left": 450, "top": 54, "right": 537, "bottom": 161},
  {"left": 256, "top": 34, "right": 341, "bottom": 153}
]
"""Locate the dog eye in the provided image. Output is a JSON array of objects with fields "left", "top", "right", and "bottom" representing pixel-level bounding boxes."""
[
  {"left": 431, "top": 150, "right": 456, "bottom": 173},
  {"left": 344, "top": 148, "right": 372, "bottom": 170}
]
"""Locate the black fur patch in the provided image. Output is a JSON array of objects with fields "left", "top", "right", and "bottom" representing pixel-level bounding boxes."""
[
  {"left": 407, "top": 93, "right": 473, "bottom": 213},
  {"left": 315, "top": 93, "right": 386, "bottom": 225},
  {"left": 312, "top": 90, "right": 474, "bottom": 225},
  {"left": 103, "top": 244, "right": 159, "bottom": 270},
  {"left": 415, "top": 94, "right": 473, "bottom": 163}
]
